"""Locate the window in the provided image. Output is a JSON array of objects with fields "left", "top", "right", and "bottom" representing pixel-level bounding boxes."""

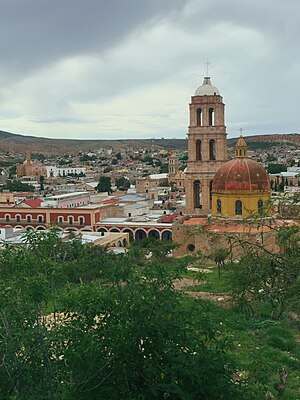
[
  {"left": 209, "top": 108, "right": 214, "bottom": 126},
  {"left": 196, "top": 108, "right": 202, "bottom": 126},
  {"left": 16, "top": 215, "right": 21, "bottom": 223},
  {"left": 57, "top": 216, "right": 64, "bottom": 223},
  {"left": 38, "top": 215, "right": 43, "bottom": 223},
  {"left": 68, "top": 216, "right": 73, "bottom": 225},
  {"left": 235, "top": 200, "right": 242, "bottom": 215},
  {"left": 79, "top": 217, "right": 84, "bottom": 226},
  {"left": 209, "top": 180, "right": 213, "bottom": 209},
  {"left": 217, "top": 199, "right": 222, "bottom": 213},
  {"left": 209, "top": 139, "right": 216, "bottom": 160},
  {"left": 26, "top": 215, "right": 31, "bottom": 223},
  {"left": 258, "top": 199, "right": 263, "bottom": 213},
  {"left": 196, "top": 140, "right": 202, "bottom": 161},
  {"left": 193, "top": 180, "right": 202, "bottom": 209},
  {"left": 187, "top": 244, "right": 195, "bottom": 252},
  {"left": 5, "top": 215, "right": 10, "bottom": 223}
]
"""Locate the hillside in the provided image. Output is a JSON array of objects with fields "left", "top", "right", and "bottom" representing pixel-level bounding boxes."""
[{"left": 0, "top": 129, "right": 299, "bottom": 154}]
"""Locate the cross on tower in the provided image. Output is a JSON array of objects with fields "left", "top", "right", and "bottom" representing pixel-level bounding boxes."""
[
  {"left": 239, "top": 128, "right": 243, "bottom": 136},
  {"left": 204, "top": 60, "right": 210, "bottom": 76}
]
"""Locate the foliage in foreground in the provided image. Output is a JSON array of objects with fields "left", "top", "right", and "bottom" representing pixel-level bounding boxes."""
[
  {"left": 230, "top": 225, "right": 300, "bottom": 319},
  {"left": 0, "top": 231, "right": 248, "bottom": 400}
]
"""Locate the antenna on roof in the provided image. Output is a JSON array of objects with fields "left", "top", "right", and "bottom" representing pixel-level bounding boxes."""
[{"left": 204, "top": 60, "right": 210, "bottom": 76}]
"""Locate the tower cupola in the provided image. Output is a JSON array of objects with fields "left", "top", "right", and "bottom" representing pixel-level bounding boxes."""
[
  {"left": 195, "top": 76, "right": 220, "bottom": 96},
  {"left": 235, "top": 135, "right": 248, "bottom": 158}
]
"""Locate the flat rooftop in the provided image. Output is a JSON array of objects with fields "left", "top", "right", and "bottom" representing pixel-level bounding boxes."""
[
  {"left": 44, "top": 191, "right": 89, "bottom": 200},
  {"left": 183, "top": 217, "right": 298, "bottom": 233}
]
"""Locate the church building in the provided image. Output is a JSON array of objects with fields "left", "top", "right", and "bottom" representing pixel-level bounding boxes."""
[
  {"left": 183, "top": 75, "right": 270, "bottom": 217},
  {"left": 172, "top": 75, "right": 273, "bottom": 256}
]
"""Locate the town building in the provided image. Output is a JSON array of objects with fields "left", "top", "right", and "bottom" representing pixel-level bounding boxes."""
[
  {"left": 136, "top": 173, "right": 168, "bottom": 195},
  {"left": 16, "top": 152, "right": 46, "bottom": 177},
  {"left": 44, "top": 165, "right": 86, "bottom": 178},
  {"left": 0, "top": 226, "right": 129, "bottom": 251}
]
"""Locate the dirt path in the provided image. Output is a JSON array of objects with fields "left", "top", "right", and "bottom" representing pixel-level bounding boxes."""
[{"left": 173, "top": 277, "right": 230, "bottom": 305}]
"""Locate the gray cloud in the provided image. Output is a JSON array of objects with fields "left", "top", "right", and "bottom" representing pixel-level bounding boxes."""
[
  {"left": 0, "top": 0, "right": 299, "bottom": 139},
  {"left": 0, "top": 0, "right": 186, "bottom": 81}
]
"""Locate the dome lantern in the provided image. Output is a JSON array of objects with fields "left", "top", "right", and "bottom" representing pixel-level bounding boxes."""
[{"left": 235, "top": 133, "right": 248, "bottom": 158}]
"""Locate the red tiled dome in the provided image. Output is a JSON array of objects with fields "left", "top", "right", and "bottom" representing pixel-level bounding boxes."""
[{"left": 212, "top": 158, "right": 270, "bottom": 192}]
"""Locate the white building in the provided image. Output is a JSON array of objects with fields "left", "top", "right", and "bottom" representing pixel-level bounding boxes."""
[
  {"left": 42, "top": 192, "right": 90, "bottom": 208},
  {"left": 45, "top": 166, "right": 86, "bottom": 178}
]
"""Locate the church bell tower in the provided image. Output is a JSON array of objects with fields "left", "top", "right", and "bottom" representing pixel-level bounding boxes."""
[{"left": 185, "top": 76, "right": 227, "bottom": 214}]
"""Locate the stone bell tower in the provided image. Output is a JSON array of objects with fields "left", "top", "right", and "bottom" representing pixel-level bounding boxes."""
[{"left": 185, "top": 76, "right": 227, "bottom": 214}]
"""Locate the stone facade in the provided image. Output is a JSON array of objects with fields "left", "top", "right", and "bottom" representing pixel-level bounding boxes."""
[
  {"left": 172, "top": 216, "right": 279, "bottom": 258},
  {"left": 136, "top": 174, "right": 168, "bottom": 194},
  {"left": 168, "top": 154, "right": 179, "bottom": 176},
  {"left": 185, "top": 77, "right": 227, "bottom": 214}
]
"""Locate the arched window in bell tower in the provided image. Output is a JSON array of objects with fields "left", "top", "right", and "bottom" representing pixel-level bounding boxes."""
[
  {"left": 209, "top": 139, "right": 216, "bottom": 160},
  {"left": 209, "top": 108, "right": 215, "bottom": 126},
  {"left": 193, "top": 180, "right": 202, "bottom": 209},
  {"left": 196, "top": 108, "right": 202, "bottom": 126},
  {"left": 196, "top": 140, "right": 202, "bottom": 161}
]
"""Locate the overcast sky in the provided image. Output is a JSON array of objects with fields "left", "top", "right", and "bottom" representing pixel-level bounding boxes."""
[{"left": 0, "top": 0, "right": 299, "bottom": 140}]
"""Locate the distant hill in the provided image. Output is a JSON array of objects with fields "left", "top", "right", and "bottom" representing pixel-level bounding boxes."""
[
  {"left": 0, "top": 130, "right": 189, "bottom": 154},
  {"left": 227, "top": 133, "right": 300, "bottom": 149},
  {"left": 0, "top": 129, "right": 299, "bottom": 155}
]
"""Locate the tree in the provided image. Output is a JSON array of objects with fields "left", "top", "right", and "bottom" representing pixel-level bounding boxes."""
[
  {"left": 0, "top": 232, "right": 249, "bottom": 399},
  {"left": 96, "top": 176, "right": 112, "bottom": 193},
  {"left": 115, "top": 176, "right": 130, "bottom": 190},
  {"left": 158, "top": 179, "right": 169, "bottom": 187},
  {"left": 160, "top": 163, "right": 169, "bottom": 173},
  {"left": 230, "top": 225, "right": 300, "bottom": 319},
  {"left": 58, "top": 159, "right": 71, "bottom": 166},
  {"left": 103, "top": 166, "right": 113, "bottom": 173},
  {"left": 266, "top": 154, "right": 277, "bottom": 162},
  {"left": 8, "top": 164, "right": 17, "bottom": 178},
  {"left": 39, "top": 175, "right": 45, "bottom": 191},
  {"left": 267, "top": 164, "right": 287, "bottom": 174},
  {"left": 210, "top": 247, "right": 229, "bottom": 277},
  {"left": 1, "top": 180, "right": 35, "bottom": 192},
  {"left": 80, "top": 154, "right": 96, "bottom": 162},
  {"left": 32, "top": 153, "right": 46, "bottom": 162}
]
